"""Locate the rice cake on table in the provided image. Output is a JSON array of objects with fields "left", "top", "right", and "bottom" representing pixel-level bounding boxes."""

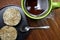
[
  {"left": 3, "top": 7, "right": 21, "bottom": 26},
  {"left": 1, "top": 26, "right": 17, "bottom": 40}
]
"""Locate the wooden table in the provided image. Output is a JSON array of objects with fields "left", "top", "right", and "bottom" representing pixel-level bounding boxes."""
[{"left": 0, "top": 0, "right": 60, "bottom": 40}]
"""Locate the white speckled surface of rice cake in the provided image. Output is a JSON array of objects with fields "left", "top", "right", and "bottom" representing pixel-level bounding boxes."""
[
  {"left": 3, "top": 7, "right": 21, "bottom": 26},
  {"left": 1, "top": 26, "right": 17, "bottom": 40}
]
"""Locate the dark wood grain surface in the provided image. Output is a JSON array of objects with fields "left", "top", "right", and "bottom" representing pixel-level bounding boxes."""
[{"left": 0, "top": 0, "right": 60, "bottom": 40}]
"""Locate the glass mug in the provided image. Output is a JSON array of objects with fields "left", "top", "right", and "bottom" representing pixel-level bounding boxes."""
[{"left": 21, "top": 0, "right": 60, "bottom": 19}]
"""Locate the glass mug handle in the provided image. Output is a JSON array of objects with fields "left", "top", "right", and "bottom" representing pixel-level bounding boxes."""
[{"left": 52, "top": 2, "right": 60, "bottom": 9}]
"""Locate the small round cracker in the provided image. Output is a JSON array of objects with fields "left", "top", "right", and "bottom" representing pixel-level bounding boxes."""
[
  {"left": 1, "top": 26, "right": 17, "bottom": 40},
  {"left": 3, "top": 7, "right": 21, "bottom": 26}
]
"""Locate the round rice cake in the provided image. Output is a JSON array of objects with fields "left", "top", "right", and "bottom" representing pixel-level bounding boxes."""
[
  {"left": 1, "top": 26, "right": 17, "bottom": 40},
  {"left": 3, "top": 7, "right": 21, "bottom": 26}
]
